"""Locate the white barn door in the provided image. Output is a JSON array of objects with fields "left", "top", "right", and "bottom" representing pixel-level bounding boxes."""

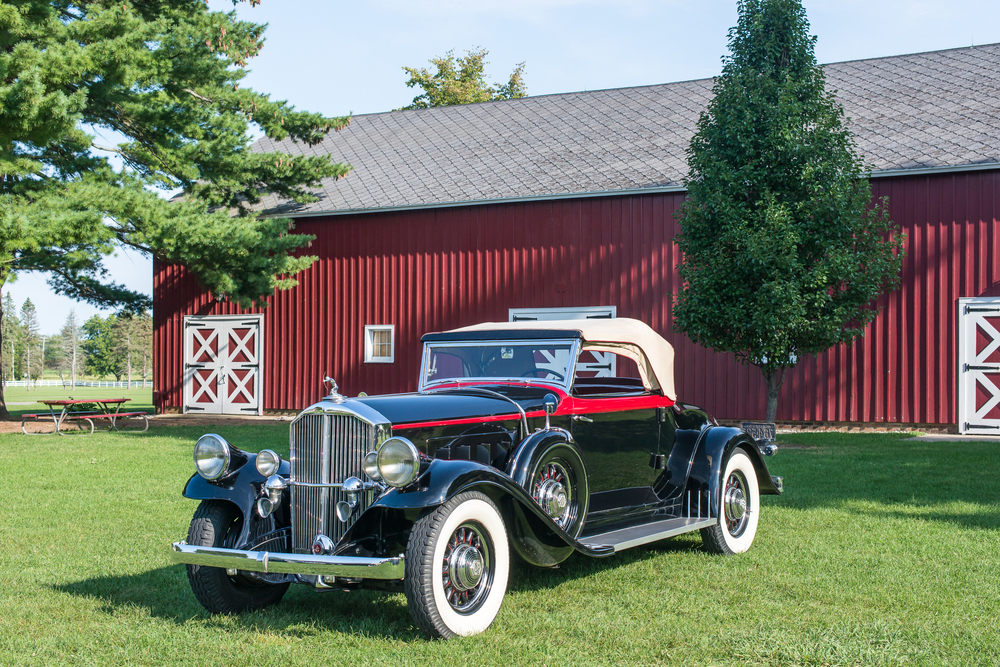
[
  {"left": 958, "top": 298, "right": 1000, "bottom": 434},
  {"left": 183, "top": 315, "right": 264, "bottom": 415}
]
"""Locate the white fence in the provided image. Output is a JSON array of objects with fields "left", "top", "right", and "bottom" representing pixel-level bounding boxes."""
[{"left": 3, "top": 380, "right": 153, "bottom": 389}]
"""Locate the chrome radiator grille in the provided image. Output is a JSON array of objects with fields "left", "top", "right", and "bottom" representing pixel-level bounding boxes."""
[{"left": 290, "top": 412, "right": 376, "bottom": 553}]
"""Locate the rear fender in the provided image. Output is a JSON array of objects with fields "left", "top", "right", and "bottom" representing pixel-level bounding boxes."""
[{"left": 687, "top": 427, "right": 780, "bottom": 519}]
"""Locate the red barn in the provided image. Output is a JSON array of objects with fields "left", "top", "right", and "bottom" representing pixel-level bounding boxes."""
[{"left": 154, "top": 44, "right": 1000, "bottom": 430}]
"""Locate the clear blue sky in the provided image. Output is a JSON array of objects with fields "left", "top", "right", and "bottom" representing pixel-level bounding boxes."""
[{"left": 13, "top": 0, "right": 1000, "bottom": 334}]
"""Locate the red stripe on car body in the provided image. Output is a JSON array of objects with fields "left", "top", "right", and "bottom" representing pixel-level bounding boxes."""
[{"left": 392, "top": 392, "right": 675, "bottom": 431}]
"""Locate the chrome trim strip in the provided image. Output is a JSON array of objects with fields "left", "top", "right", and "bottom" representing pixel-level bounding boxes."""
[
  {"left": 289, "top": 399, "right": 391, "bottom": 430},
  {"left": 287, "top": 479, "right": 382, "bottom": 490},
  {"left": 170, "top": 542, "right": 404, "bottom": 579}
]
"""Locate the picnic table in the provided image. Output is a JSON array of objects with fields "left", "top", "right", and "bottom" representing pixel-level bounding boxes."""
[{"left": 21, "top": 398, "right": 149, "bottom": 436}]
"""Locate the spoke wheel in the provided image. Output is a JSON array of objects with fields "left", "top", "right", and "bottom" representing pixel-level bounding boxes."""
[
  {"left": 405, "top": 491, "right": 510, "bottom": 638},
  {"left": 185, "top": 500, "right": 289, "bottom": 614},
  {"left": 441, "top": 523, "right": 494, "bottom": 613},
  {"left": 527, "top": 444, "right": 587, "bottom": 539},
  {"left": 701, "top": 449, "right": 760, "bottom": 555}
]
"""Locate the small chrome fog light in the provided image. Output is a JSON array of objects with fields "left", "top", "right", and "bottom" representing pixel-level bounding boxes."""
[
  {"left": 363, "top": 451, "right": 381, "bottom": 481},
  {"left": 255, "top": 449, "right": 282, "bottom": 476},
  {"left": 194, "top": 434, "right": 231, "bottom": 480},
  {"left": 376, "top": 437, "right": 420, "bottom": 488}
]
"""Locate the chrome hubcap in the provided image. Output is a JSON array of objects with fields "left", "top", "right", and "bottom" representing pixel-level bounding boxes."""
[
  {"left": 533, "top": 462, "right": 572, "bottom": 527},
  {"left": 725, "top": 486, "right": 747, "bottom": 521},
  {"left": 442, "top": 523, "right": 493, "bottom": 612},
  {"left": 537, "top": 478, "right": 568, "bottom": 519},
  {"left": 449, "top": 544, "right": 485, "bottom": 591},
  {"left": 724, "top": 471, "right": 751, "bottom": 537}
]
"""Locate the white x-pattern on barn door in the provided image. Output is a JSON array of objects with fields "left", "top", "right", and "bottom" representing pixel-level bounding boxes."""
[
  {"left": 183, "top": 315, "right": 264, "bottom": 415},
  {"left": 958, "top": 297, "right": 1000, "bottom": 434}
]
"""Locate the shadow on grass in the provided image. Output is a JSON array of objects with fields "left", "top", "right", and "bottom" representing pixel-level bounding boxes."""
[
  {"left": 509, "top": 534, "right": 702, "bottom": 593},
  {"left": 52, "top": 537, "right": 704, "bottom": 639},
  {"left": 51, "top": 565, "right": 423, "bottom": 640}
]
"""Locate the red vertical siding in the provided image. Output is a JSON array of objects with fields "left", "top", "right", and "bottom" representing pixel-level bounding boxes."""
[{"left": 153, "top": 169, "right": 1000, "bottom": 424}]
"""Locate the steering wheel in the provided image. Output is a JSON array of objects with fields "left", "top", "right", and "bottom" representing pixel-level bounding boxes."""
[{"left": 521, "top": 369, "right": 565, "bottom": 381}]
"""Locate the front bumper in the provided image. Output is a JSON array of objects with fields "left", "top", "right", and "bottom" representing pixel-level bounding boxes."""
[{"left": 170, "top": 542, "right": 405, "bottom": 579}]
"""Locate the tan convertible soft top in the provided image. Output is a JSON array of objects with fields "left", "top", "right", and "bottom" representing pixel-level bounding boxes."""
[{"left": 451, "top": 318, "right": 676, "bottom": 400}]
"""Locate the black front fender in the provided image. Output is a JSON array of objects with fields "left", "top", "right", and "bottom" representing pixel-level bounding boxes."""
[{"left": 181, "top": 454, "right": 290, "bottom": 546}]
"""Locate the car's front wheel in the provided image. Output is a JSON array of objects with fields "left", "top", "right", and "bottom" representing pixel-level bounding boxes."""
[
  {"left": 701, "top": 448, "right": 760, "bottom": 554},
  {"left": 404, "top": 491, "right": 510, "bottom": 638},
  {"left": 185, "top": 500, "right": 289, "bottom": 613}
]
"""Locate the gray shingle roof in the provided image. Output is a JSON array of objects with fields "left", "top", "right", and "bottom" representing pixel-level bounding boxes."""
[{"left": 253, "top": 43, "right": 1000, "bottom": 216}]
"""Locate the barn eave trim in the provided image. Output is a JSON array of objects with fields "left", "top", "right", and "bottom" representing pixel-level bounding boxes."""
[{"left": 264, "top": 162, "right": 999, "bottom": 219}]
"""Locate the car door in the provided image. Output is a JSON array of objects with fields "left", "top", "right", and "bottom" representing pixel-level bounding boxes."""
[{"left": 569, "top": 350, "right": 660, "bottom": 525}]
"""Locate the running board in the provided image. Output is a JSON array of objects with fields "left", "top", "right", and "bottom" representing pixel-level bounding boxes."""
[{"left": 578, "top": 517, "right": 717, "bottom": 553}]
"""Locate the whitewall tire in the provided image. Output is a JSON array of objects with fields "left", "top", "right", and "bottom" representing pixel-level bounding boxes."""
[
  {"left": 405, "top": 491, "right": 510, "bottom": 638},
  {"left": 701, "top": 449, "right": 760, "bottom": 554}
]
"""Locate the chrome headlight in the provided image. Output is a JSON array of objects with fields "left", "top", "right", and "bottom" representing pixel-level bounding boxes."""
[
  {"left": 194, "top": 434, "right": 231, "bottom": 480},
  {"left": 255, "top": 449, "right": 282, "bottom": 476},
  {"left": 376, "top": 437, "right": 420, "bottom": 487}
]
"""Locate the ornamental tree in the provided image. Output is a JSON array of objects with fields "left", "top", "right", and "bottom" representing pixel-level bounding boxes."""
[
  {"left": 672, "top": 0, "right": 905, "bottom": 422},
  {"left": 82, "top": 314, "right": 117, "bottom": 380},
  {"left": 399, "top": 47, "right": 526, "bottom": 110},
  {"left": 0, "top": 0, "right": 351, "bottom": 416}
]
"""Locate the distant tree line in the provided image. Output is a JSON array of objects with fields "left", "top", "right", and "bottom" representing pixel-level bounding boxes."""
[{"left": 1, "top": 294, "right": 152, "bottom": 388}]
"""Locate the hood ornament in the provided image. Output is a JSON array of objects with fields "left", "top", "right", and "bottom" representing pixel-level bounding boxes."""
[{"left": 323, "top": 375, "right": 345, "bottom": 403}]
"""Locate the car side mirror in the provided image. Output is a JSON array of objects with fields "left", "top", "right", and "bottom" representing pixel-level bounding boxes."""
[{"left": 543, "top": 393, "right": 558, "bottom": 429}]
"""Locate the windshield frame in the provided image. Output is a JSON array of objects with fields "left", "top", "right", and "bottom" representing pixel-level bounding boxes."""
[{"left": 418, "top": 339, "right": 581, "bottom": 393}]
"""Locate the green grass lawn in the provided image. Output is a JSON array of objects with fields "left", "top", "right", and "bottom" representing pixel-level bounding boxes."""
[
  {"left": 3, "top": 386, "right": 154, "bottom": 418},
  {"left": 0, "top": 428, "right": 997, "bottom": 666}
]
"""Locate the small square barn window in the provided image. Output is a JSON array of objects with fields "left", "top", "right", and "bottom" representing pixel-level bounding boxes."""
[{"left": 364, "top": 325, "right": 395, "bottom": 363}]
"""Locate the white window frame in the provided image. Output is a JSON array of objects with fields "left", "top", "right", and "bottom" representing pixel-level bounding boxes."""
[
  {"left": 507, "top": 306, "right": 617, "bottom": 377},
  {"left": 364, "top": 324, "right": 395, "bottom": 363},
  {"left": 508, "top": 305, "right": 617, "bottom": 321}
]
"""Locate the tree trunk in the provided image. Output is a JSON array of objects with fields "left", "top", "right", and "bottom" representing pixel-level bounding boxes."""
[
  {"left": 25, "top": 341, "right": 30, "bottom": 391},
  {"left": 126, "top": 331, "right": 132, "bottom": 389},
  {"left": 762, "top": 367, "right": 788, "bottom": 423}
]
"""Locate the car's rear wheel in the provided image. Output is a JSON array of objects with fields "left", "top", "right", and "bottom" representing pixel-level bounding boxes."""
[
  {"left": 701, "top": 449, "right": 760, "bottom": 554},
  {"left": 528, "top": 444, "right": 588, "bottom": 538},
  {"left": 405, "top": 491, "right": 510, "bottom": 638},
  {"left": 185, "top": 500, "right": 289, "bottom": 613}
]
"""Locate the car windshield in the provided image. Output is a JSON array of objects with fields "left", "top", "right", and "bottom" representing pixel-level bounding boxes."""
[{"left": 422, "top": 341, "right": 575, "bottom": 388}]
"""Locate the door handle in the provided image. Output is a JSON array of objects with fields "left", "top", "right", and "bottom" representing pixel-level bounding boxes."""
[{"left": 572, "top": 415, "right": 593, "bottom": 422}]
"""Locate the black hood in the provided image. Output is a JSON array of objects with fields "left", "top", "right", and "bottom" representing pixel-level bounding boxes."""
[{"left": 353, "top": 385, "right": 557, "bottom": 426}]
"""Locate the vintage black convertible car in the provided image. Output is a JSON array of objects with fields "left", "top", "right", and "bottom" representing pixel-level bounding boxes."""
[{"left": 170, "top": 318, "right": 783, "bottom": 637}]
